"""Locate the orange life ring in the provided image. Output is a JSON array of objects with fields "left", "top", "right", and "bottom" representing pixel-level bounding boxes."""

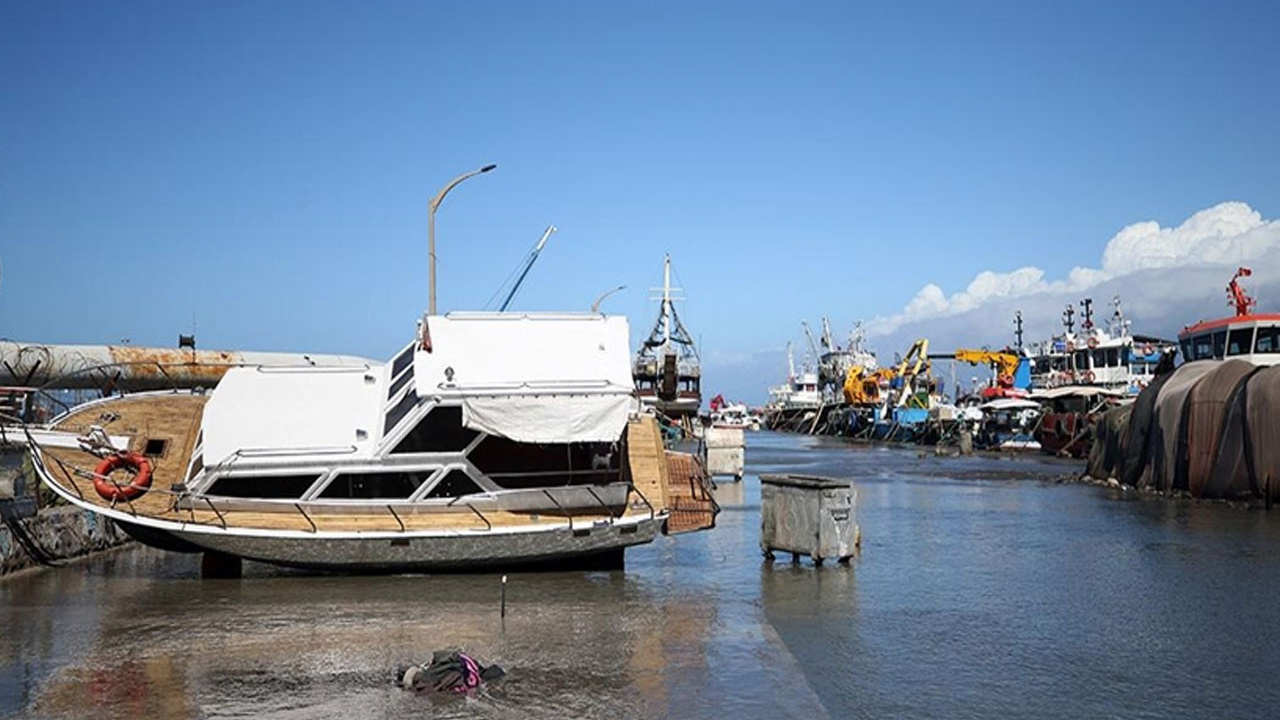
[
  {"left": 1087, "top": 337, "right": 1099, "bottom": 349},
  {"left": 93, "top": 452, "right": 153, "bottom": 501},
  {"left": 1083, "top": 370, "right": 1095, "bottom": 383}
]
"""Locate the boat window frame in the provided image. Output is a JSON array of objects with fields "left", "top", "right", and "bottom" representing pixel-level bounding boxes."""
[
  {"left": 1255, "top": 325, "right": 1280, "bottom": 354},
  {"left": 1227, "top": 327, "right": 1255, "bottom": 357},
  {"left": 203, "top": 472, "right": 325, "bottom": 500},
  {"left": 377, "top": 399, "right": 486, "bottom": 458},
  {"left": 1212, "top": 330, "right": 1228, "bottom": 359},
  {"left": 1192, "top": 334, "right": 1214, "bottom": 360},
  {"left": 314, "top": 469, "right": 432, "bottom": 501},
  {"left": 389, "top": 404, "right": 482, "bottom": 455}
]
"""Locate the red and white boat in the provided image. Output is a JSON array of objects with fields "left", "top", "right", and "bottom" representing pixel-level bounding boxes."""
[{"left": 1177, "top": 267, "right": 1280, "bottom": 366}]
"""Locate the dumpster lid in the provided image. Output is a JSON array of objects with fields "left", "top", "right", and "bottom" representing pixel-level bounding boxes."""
[{"left": 759, "top": 474, "right": 851, "bottom": 490}]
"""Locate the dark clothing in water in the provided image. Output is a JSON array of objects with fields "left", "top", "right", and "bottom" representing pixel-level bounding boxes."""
[{"left": 398, "top": 650, "right": 505, "bottom": 694}]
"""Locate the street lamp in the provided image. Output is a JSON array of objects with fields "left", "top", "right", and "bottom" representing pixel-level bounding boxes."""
[
  {"left": 428, "top": 163, "right": 497, "bottom": 315},
  {"left": 591, "top": 285, "right": 627, "bottom": 313}
]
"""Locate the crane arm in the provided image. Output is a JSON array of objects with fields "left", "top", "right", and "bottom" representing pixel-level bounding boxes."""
[{"left": 800, "top": 320, "right": 820, "bottom": 361}]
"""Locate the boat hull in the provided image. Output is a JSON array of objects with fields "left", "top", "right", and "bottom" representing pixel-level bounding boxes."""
[{"left": 154, "top": 517, "right": 660, "bottom": 572}]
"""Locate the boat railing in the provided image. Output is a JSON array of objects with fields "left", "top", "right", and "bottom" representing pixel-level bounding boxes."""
[{"left": 29, "top": 433, "right": 640, "bottom": 536}]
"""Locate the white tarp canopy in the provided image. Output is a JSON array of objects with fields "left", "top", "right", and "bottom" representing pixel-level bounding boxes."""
[
  {"left": 462, "top": 394, "right": 632, "bottom": 443},
  {"left": 979, "top": 398, "right": 1042, "bottom": 411},
  {"left": 1030, "top": 385, "right": 1128, "bottom": 400},
  {"left": 416, "top": 313, "right": 634, "bottom": 443}
]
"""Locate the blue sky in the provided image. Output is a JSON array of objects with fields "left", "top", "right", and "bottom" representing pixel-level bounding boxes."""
[{"left": 3, "top": 1, "right": 1279, "bottom": 402}]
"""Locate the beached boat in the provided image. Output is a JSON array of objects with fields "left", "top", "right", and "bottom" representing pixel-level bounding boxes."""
[
  {"left": 24, "top": 313, "right": 717, "bottom": 572},
  {"left": 634, "top": 255, "right": 702, "bottom": 418}
]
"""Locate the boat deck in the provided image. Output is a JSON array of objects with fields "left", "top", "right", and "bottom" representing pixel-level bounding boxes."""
[{"left": 35, "top": 392, "right": 700, "bottom": 535}]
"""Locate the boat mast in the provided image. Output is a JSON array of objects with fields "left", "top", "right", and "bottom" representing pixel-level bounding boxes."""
[
  {"left": 662, "top": 254, "right": 672, "bottom": 354},
  {"left": 787, "top": 341, "right": 795, "bottom": 381}
]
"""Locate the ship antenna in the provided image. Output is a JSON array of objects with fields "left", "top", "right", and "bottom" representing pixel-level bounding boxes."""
[{"left": 1014, "top": 311, "right": 1024, "bottom": 350}]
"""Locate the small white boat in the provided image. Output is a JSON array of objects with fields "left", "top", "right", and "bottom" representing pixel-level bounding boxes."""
[{"left": 25, "top": 313, "right": 717, "bottom": 572}]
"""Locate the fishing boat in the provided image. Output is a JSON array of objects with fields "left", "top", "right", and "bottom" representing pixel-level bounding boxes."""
[
  {"left": 633, "top": 255, "right": 702, "bottom": 418},
  {"left": 1028, "top": 297, "right": 1176, "bottom": 394},
  {"left": 1177, "top": 267, "right": 1280, "bottom": 366},
  {"left": 23, "top": 312, "right": 717, "bottom": 572},
  {"left": 809, "top": 318, "right": 877, "bottom": 405}
]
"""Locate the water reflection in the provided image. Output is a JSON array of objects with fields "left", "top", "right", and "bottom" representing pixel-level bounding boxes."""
[{"left": 5, "top": 433, "right": 1280, "bottom": 719}]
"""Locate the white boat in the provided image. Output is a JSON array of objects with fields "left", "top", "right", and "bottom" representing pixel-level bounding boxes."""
[
  {"left": 766, "top": 342, "right": 821, "bottom": 413},
  {"left": 1028, "top": 297, "right": 1176, "bottom": 395},
  {"left": 24, "top": 313, "right": 717, "bottom": 572},
  {"left": 1177, "top": 267, "right": 1280, "bottom": 366},
  {"left": 708, "top": 398, "right": 761, "bottom": 431}
]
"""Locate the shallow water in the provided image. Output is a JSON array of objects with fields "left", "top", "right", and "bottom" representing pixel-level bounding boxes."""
[{"left": 4, "top": 432, "right": 1280, "bottom": 719}]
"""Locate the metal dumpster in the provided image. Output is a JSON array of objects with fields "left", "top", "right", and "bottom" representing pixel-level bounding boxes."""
[
  {"left": 703, "top": 426, "right": 745, "bottom": 480},
  {"left": 760, "top": 474, "right": 859, "bottom": 565}
]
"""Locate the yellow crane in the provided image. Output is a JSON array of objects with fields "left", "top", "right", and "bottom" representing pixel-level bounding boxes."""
[
  {"left": 928, "top": 348, "right": 1023, "bottom": 388},
  {"left": 843, "top": 338, "right": 933, "bottom": 407}
]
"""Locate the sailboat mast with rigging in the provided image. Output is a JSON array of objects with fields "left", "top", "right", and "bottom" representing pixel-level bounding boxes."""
[{"left": 633, "top": 254, "right": 702, "bottom": 417}]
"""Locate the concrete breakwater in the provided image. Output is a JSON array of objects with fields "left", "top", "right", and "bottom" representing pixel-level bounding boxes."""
[{"left": 1, "top": 506, "right": 131, "bottom": 576}]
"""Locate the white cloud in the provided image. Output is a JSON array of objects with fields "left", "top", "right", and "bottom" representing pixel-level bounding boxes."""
[{"left": 867, "top": 201, "right": 1280, "bottom": 337}]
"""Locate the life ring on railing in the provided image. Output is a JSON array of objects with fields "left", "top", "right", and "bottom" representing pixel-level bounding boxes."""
[
  {"left": 93, "top": 452, "right": 152, "bottom": 502},
  {"left": 1141, "top": 344, "right": 1154, "bottom": 356},
  {"left": 1082, "top": 370, "right": 1095, "bottom": 383},
  {"left": 1087, "top": 337, "right": 1099, "bottom": 349}
]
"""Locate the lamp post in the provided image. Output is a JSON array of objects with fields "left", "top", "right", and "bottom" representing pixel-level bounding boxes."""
[
  {"left": 429, "top": 163, "right": 497, "bottom": 315},
  {"left": 591, "top": 285, "right": 627, "bottom": 313}
]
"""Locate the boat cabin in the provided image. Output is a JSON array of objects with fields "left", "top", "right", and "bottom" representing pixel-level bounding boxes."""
[{"left": 1177, "top": 268, "right": 1280, "bottom": 367}]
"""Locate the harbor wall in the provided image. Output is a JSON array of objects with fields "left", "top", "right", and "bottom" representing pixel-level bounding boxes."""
[{"left": 1, "top": 506, "right": 132, "bottom": 576}]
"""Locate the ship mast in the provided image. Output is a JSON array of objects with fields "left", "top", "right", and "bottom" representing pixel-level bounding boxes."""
[{"left": 662, "top": 254, "right": 672, "bottom": 353}]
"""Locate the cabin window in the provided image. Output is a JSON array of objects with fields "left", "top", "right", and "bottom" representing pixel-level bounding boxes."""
[
  {"left": 424, "top": 469, "right": 482, "bottom": 499},
  {"left": 206, "top": 474, "right": 319, "bottom": 499},
  {"left": 383, "top": 388, "right": 419, "bottom": 435},
  {"left": 1227, "top": 328, "right": 1254, "bottom": 356},
  {"left": 1212, "top": 330, "right": 1227, "bottom": 359},
  {"left": 187, "top": 454, "right": 204, "bottom": 482},
  {"left": 319, "top": 472, "right": 426, "bottom": 499},
  {"left": 1180, "top": 340, "right": 1193, "bottom": 361},
  {"left": 388, "top": 362, "right": 415, "bottom": 399},
  {"left": 468, "top": 436, "right": 620, "bottom": 489},
  {"left": 1073, "top": 350, "right": 1089, "bottom": 371},
  {"left": 391, "top": 405, "right": 479, "bottom": 454},
  {"left": 1105, "top": 348, "right": 1119, "bottom": 367},
  {"left": 391, "top": 345, "right": 414, "bottom": 378},
  {"left": 1256, "top": 327, "right": 1280, "bottom": 354},
  {"left": 1192, "top": 335, "right": 1214, "bottom": 360}
]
